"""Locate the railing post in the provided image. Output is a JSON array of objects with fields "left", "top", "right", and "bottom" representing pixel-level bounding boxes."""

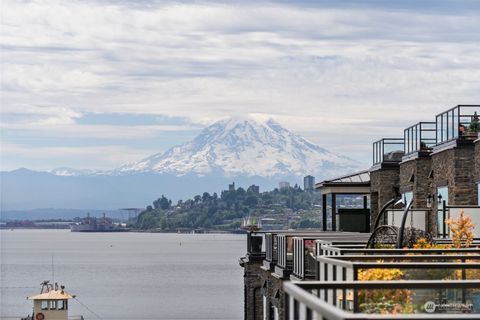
[{"left": 442, "top": 201, "right": 447, "bottom": 238}]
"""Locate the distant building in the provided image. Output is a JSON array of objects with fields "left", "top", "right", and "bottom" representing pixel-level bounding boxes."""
[
  {"left": 228, "top": 182, "right": 235, "bottom": 192},
  {"left": 247, "top": 184, "right": 260, "bottom": 194},
  {"left": 279, "top": 181, "right": 290, "bottom": 190},
  {"left": 303, "top": 175, "right": 315, "bottom": 192}
]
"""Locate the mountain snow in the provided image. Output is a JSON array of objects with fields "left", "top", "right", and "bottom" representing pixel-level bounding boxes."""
[
  {"left": 115, "top": 116, "right": 362, "bottom": 178},
  {"left": 50, "top": 167, "right": 99, "bottom": 176}
]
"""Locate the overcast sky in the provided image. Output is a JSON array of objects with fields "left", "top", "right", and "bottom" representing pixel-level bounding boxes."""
[{"left": 1, "top": 0, "right": 480, "bottom": 171}]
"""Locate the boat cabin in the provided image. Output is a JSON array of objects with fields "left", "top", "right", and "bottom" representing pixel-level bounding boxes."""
[{"left": 26, "top": 281, "right": 75, "bottom": 320}]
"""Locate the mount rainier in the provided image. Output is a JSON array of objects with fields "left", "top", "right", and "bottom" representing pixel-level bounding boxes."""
[
  {"left": 115, "top": 117, "right": 361, "bottom": 178},
  {"left": 1, "top": 117, "right": 364, "bottom": 210}
]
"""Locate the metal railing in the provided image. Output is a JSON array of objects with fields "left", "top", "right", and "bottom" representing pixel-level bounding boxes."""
[
  {"left": 317, "top": 254, "right": 480, "bottom": 284},
  {"left": 372, "top": 138, "right": 405, "bottom": 165},
  {"left": 284, "top": 280, "right": 480, "bottom": 319},
  {"left": 404, "top": 122, "right": 437, "bottom": 155},
  {"left": 291, "top": 235, "right": 370, "bottom": 279},
  {"left": 438, "top": 205, "right": 480, "bottom": 238},
  {"left": 436, "top": 105, "right": 480, "bottom": 145}
]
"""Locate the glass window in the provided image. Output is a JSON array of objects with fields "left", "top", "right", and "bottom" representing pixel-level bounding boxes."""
[
  {"left": 58, "top": 300, "right": 65, "bottom": 310},
  {"left": 50, "top": 300, "right": 57, "bottom": 310},
  {"left": 41, "top": 300, "right": 48, "bottom": 310},
  {"left": 263, "top": 296, "right": 267, "bottom": 320},
  {"left": 403, "top": 192, "right": 413, "bottom": 205}
]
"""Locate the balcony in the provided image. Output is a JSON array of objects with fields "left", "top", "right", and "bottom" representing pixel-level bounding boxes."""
[
  {"left": 403, "top": 122, "right": 436, "bottom": 160},
  {"left": 284, "top": 280, "right": 480, "bottom": 319},
  {"left": 290, "top": 234, "right": 371, "bottom": 280},
  {"left": 435, "top": 105, "right": 480, "bottom": 148},
  {"left": 372, "top": 138, "right": 404, "bottom": 168}
]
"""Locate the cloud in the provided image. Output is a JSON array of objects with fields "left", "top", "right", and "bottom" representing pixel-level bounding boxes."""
[
  {"left": 0, "top": 142, "right": 155, "bottom": 171},
  {"left": 1, "top": 0, "right": 480, "bottom": 169}
]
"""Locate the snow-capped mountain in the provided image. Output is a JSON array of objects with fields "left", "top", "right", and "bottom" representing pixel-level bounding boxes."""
[
  {"left": 116, "top": 116, "right": 362, "bottom": 178},
  {"left": 50, "top": 167, "right": 100, "bottom": 176}
]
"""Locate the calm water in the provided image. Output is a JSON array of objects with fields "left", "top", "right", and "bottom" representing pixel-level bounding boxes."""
[{"left": 0, "top": 230, "right": 245, "bottom": 320}]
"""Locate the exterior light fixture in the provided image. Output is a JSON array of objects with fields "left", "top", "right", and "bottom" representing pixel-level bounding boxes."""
[
  {"left": 438, "top": 194, "right": 443, "bottom": 204},
  {"left": 426, "top": 194, "right": 433, "bottom": 208}
]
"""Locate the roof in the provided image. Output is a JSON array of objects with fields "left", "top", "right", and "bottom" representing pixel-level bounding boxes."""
[
  {"left": 28, "top": 290, "right": 75, "bottom": 300},
  {"left": 317, "top": 170, "right": 370, "bottom": 185},
  {"left": 315, "top": 170, "right": 371, "bottom": 195}
]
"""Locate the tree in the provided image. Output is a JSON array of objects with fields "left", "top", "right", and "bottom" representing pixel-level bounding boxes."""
[
  {"left": 153, "top": 195, "right": 171, "bottom": 210},
  {"left": 202, "top": 192, "right": 211, "bottom": 203},
  {"left": 446, "top": 210, "right": 475, "bottom": 248},
  {"left": 194, "top": 195, "right": 201, "bottom": 204}
]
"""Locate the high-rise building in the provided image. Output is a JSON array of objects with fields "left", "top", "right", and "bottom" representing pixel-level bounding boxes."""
[
  {"left": 247, "top": 185, "right": 260, "bottom": 194},
  {"left": 304, "top": 175, "right": 315, "bottom": 192},
  {"left": 279, "top": 181, "right": 290, "bottom": 190}
]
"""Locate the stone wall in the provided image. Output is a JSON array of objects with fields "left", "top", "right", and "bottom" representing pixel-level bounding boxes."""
[
  {"left": 399, "top": 157, "right": 432, "bottom": 208},
  {"left": 260, "top": 271, "right": 284, "bottom": 320},
  {"left": 242, "top": 260, "right": 264, "bottom": 320},
  {"left": 370, "top": 166, "right": 400, "bottom": 229},
  {"left": 432, "top": 144, "right": 476, "bottom": 206},
  {"left": 399, "top": 156, "right": 433, "bottom": 233},
  {"left": 476, "top": 140, "right": 480, "bottom": 187}
]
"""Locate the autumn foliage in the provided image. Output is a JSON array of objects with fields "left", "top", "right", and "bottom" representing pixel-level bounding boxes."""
[
  {"left": 446, "top": 210, "right": 475, "bottom": 248},
  {"left": 358, "top": 263, "right": 412, "bottom": 314}
]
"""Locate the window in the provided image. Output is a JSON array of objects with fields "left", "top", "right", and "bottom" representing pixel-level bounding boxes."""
[
  {"left": 263, "top": 296, "right": 267, "bottom": 320},
  {"left": 41, "top": 300, "right": 48, "bottom": 310},
  {"left": 58, "top": 300, "right": 65, "bottom": 310},
  {"left": 478, "top": 183, "right": 480, "bottom": 206},
  {"left": 50, "top": 300, "right": 57, "bottom": 310},
  {"left": 403, "top": 192, "right": 413, "bottom": 205}
]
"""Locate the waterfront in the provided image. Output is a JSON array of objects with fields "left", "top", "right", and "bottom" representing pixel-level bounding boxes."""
[{"left": 0, "top": 230, "right": 245, "bottom": 320}]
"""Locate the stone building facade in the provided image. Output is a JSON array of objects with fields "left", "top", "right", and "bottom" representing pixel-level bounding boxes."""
[
  {"left": 476, "top": 140, "right": 480, "bottom": 198},
  {"left": 260, "top": 271, "right": 285, "bottom": 320},
  {"left": 241, "top": 259, "right": 264, "bottom": 320},
  {"left": 399, "top": 156, "right": 432, "bottom": 208},
  {"left": 431, "top": 142, "right": 477, "bottom": 207},
  {"left": 370, "top": 166, "right": 400, "bottom": 228}
]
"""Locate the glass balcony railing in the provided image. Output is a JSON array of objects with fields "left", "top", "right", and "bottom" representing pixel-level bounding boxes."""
[
  {"left": 372, "top": 138, "right": 404, "bottom": 165},
  {"left": 284, "top": 280, "right": 480, "bottom": 319},
  {"left": 404, "top": 122, "right": 437, "bottom": 155},
  {"left": 436, "top": 105, "right": 480, "bottom": 145}
]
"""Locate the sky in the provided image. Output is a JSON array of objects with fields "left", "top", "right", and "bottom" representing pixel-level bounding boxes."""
[{"left": 1, "top": 0, "right": 480, "bottom": 171}]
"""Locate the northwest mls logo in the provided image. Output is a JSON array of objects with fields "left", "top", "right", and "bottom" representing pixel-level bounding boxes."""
[
  {"left": 424, "top": 301, "right": 436, "bottom": 313},
  {"left": 424, "top": 301, "right": 473, "bottom": 313}
]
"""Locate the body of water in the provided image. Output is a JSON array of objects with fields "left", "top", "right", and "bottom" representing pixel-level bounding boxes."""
[{"left": 0, "top": 230, "right": 245, "bottom": 320}]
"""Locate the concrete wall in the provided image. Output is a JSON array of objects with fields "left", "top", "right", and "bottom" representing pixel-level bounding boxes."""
[{"left": 370, "top": 166, "right": 400, "bottom": 229}]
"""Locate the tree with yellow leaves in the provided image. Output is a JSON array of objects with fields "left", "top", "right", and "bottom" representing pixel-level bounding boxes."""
[
  {"left": 446, "top": 210, "right": 475, "bottom": 248},
  {"left": 358, "top": 262, "right": 412, "bottom": 314}
]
